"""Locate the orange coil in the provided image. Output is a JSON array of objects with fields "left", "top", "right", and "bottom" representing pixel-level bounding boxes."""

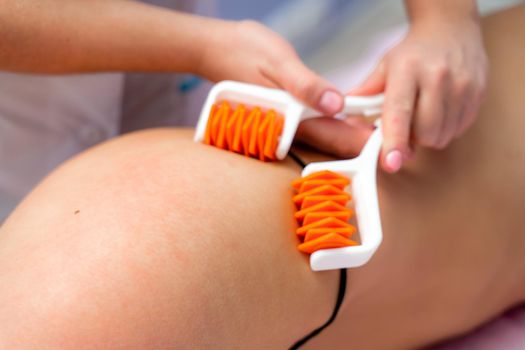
[
  {"left": 204, "top": 101, "right": 285, "bottom": 161},
  {"left": 291, "top": 170, "right": 358, "bottom": 254}
]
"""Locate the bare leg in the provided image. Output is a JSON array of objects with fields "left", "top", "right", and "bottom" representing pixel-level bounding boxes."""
[
  {"left": 0, "top": 130, "right": 339, "bottom": 349},
  {"left": 2, "top": 5, "right": 525, "bottom": 350}
]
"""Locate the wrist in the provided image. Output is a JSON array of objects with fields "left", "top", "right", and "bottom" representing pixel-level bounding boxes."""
[
  {"left": 192, "top": 17, "right": 236, "bottom": 79},
  {"left": 405, "top": 0, "right": 480, "bottom": 26}
]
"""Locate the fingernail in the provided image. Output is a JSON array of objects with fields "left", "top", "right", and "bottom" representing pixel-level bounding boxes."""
[
  {"left": 318, "top": 91, "right": 343, "bottom": 114},
  {"left": 385, "top": 150, "right": 403, "bottom": 173}
]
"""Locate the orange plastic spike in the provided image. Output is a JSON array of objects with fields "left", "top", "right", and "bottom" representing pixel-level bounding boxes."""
[
  {"left": 269, "top": 114, "right": 284, "bottom": 159},
  {"left": 293, "top": 184, "right": 345, "bottom": 207},
  {"left": 303, "top": 211, "right": 353, "bottom": 226},
  {"left": 242, "top": 108, "right": 257, "bottom": 157},
  {"left": 262, "top": 110, "right": 277, "bottom": 160},
  {"left": 296, "top": 216, "right": 352, "bottom": 236},
  {"left": 210, "top": 108, "right": 220, "bottom": 145},
  {"left": 298, "top": 232, "right": 358, "bottom": 254},
  {"left": 226, "top": 105, "right": 244, "bottom": 151},
  {"left": 292, "top": 170, "right": 348, "bottom": 190},
  {"left": 231, "top": 107, "right": 247, "bottom": 153},
  {"left": 304, "top": 226, "right": 357, "bottom": 242},
  {"left": 276, "top": 114, "right": 284, "bottom": 135},
  {"left": 257, "top": 112, "right": 271, "bottom": 161},
  {"left": 248, "top": 109, "right": 262, "bottom": 157},
  {"left": 202, "top": 101, "right": 286, "bottom": 162},
  {"left": 298, "top": 178, "right": 350, "bottom": 193},
  {"left": 204, "top": 104, "right": 218, "bottom": 145},
  {"left": 295, "top": 200, "right": 349, "bottom": 221},
  {"left": 300, "top": 194, "right": 351, "bottom": 210},
  {"left": 211, "top": 102, "right": 228, "bottom": 145},
  {"left": 215, "top": 104, "right": 230, "bottom": 149}
]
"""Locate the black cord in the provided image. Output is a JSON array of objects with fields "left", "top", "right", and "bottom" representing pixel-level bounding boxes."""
[
  {"left": 289, "top": 269, "right": 347, "bottom": 349},
  {"left": 288, "top": 150, "right": 307, "bottom": 168},
  {"left": 287, "top": 150, "right": 348, "bottom": 349}
]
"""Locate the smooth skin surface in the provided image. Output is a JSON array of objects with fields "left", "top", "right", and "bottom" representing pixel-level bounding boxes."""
[
  {"left": 1, "top": 5, "right": 525, "bottom": 350},
  {"left": 0, "top": 130, "right": 340, "bottom": 349},
  {"left": 304, "top": 5, "right": 525, "bottom": 349}
]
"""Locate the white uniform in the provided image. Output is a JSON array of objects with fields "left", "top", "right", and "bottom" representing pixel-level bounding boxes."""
[{"left": 0, "top": 0, "right": 214, "bottom": 221}]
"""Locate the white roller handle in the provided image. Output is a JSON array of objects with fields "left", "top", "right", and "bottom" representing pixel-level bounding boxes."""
[{"left": 342, "top": 94, "right": 384, "bottom": 116}]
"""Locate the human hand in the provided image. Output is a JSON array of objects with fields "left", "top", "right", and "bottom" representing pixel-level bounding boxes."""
[
  {"left": 349, "top": 13, "right": 488, "bottom": 173},
  {"left": 197, "top": 20, "right": 344, "bottom": 116}
]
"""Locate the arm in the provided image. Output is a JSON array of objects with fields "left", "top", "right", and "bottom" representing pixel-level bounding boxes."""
[
  {"left": 405, "top": 0, "right": 479, "bottom": 23},
  {"left": 0, "top": 0, "right": 221, "bottom": 73},
  {"left": 0, "top": 0, "right": 343, "bottom": 115}
]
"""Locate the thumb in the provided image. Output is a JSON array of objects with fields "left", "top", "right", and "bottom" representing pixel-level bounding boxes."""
[
  {"left": 273, "top": 59, "right": 344, "bottom": 115},
  {"left": 347, "top": 60, "right": 386, "bottom": 96}
]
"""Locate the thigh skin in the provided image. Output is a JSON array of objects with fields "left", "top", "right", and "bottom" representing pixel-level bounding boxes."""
[
  {"left": 304, "top": 5, "right": 525, "bottom": 350},
  {"left": 0, "top": 129, "right": 340, "bottom": 349}
]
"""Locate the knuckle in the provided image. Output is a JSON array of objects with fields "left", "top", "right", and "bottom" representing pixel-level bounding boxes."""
[
  {"left": 416, "top": 128, "right": 441, "bottom": 148},
  {"left": 385, "top": 116, "right": 409, "bottom": 141},
  {"left": 428, "top": 62, "right": 449, "bottom": 84},
  {"left": 293, "top": 74, "right": 318, "bottom": 101},
  {"left": 387, "top": 100, "right": 413, "bottom": 118},
  {"left": 455, "top": 123, "right": 468, "bottom": 138},
  {"left": 436, "top": 134, "right": 452, "bottom": 150},
  {"left": 389, "top": 114, "right": 404, "bottom": 127},
  {"left": 477, "top": 75, "right": 488, "bottom": 96},
  {"left": 398, "top": 50, "right": 419, "bottom": 67},
  {"left": 397, "top": 56, "right": 417, "bottom": 72},
  {"left": 462, "top": 112, "right": 477, "bottom": 131},
  {"left": 455, "top": 75, "right": 471, "bottom": 95},
  {"left": 386, "top": 50, "right": 416, "bottom": 71},
  {"left": 478, "top": 82, "right": 488, "bottom": 98}
]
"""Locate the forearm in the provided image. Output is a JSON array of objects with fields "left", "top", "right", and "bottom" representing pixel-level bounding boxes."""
[
  {"left": 404, "top": 0, "right": 479, "bottom": 24},
  {"left": 0, "top": 0, "right": 230, "bottom": 73}
]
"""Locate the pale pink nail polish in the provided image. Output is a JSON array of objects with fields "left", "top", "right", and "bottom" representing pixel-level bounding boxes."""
[
  {"left": 386, "top": 150, "right": 403, "bottom": 173},
  {"left": 318, "top": 91, "right": 343, "bottom": 114}
]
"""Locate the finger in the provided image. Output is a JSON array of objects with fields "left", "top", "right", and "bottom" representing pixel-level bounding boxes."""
[
  {"left": 347, "top": 60, "right": 386, "bottom": 96},
  {"left": 380, "top": 64, "right": 418, "bottom": 173},
  {"left": 456, "top": 90, "right": 482, "bottom": 137},
  {"left": 412, "top": 67, "right": 448, "bottom": 149},
  {"left": 295, "top": 117, "right": 374, "bottom": 158},
  {"left": 436, "top": 77, "right": 464, "bottom": 149},
  {"left": 456, "top": 74, "right": 487, "bottom": 137},
  {"left": 270, "top": 59, "right": 344, "bottom": 115}
]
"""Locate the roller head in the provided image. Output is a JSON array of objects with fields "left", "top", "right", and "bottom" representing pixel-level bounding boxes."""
[
  {"left": 292, "top": 171, "right": 359, "bottom": 255},
  {"left": 195, "top": 81, "right": 384, "bottom": 161},
  {"left": 295, "top": 127, "right": 384, "bottom": 271},
  {"left": 194, "top": 81, "right": 306, "bottom": 161}
]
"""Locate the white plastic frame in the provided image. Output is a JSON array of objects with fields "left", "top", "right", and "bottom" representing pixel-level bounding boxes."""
[
  {"left": 194, "top": 80, "right": 384, "bottom": 160},
  {"left": 302, "top": 124, "right": 383, "bottom": 271}
]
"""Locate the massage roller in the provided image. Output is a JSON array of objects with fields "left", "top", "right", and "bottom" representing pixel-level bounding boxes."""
[{"left": 194, "top": 80, "right": 384, "bottom": 271}]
